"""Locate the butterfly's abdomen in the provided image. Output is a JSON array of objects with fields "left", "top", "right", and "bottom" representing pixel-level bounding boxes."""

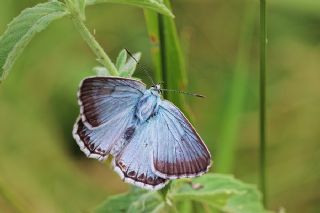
[{"left": 135, "top": 91, "right": 160, "bottom": 123}]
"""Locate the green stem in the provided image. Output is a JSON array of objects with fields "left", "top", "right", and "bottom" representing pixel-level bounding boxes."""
[
  {"left": 158, "top": 14, "right": 167, "bottom": 99},
  {"left": 69, "top": 7, "right": 118, "bottom": 76},
  {"left": 259, "top": 0, "right": 267, "bottom": 206},
  {"left": 158, "top": 12, "right": 171, "bottom": 198},
  {"left": 143, "top": 10, "right": 162, "bottom": 83}
]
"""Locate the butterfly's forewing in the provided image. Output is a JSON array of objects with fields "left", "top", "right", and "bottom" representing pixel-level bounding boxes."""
[
  {"left": 113, "top": 121, "right": 168, "bottom": 190},
  {"left": 78, "top": 77, "right": 146, "bottom": 129},
  {"left": 74, "top": 77, "right": 146, "bottom": 160},
  {"left": 152, "top": 100, "right": 211, "bottom": 179}
]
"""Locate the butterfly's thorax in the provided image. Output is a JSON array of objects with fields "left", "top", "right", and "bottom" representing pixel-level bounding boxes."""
[{"left": 135, "top": 89, "right": 160, "bottom": 123}]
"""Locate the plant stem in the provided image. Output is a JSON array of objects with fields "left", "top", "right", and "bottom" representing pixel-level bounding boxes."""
[
  {"left": 158, "top": 14, "right": 167, "bottom": 99},
  {"left": 158, "top": 12, "right": 172, "bottom": 198},
  {"left": 70, "top": 13, "right": 118, "bottom": 76},
  {"left": 260, "top": 0, "right": 267, "bottom": 206},
  {"left": 143, "top": 10, "right": 163, "bottom": 83}
]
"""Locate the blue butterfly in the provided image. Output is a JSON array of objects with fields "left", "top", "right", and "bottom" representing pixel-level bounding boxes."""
[{"left": 73, "top": 77, "right": 211, "bottom": 190}]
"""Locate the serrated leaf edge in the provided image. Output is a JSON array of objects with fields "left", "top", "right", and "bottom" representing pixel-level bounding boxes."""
[{"left": 0, "top": 1, "right": 69, "bottom": 82}]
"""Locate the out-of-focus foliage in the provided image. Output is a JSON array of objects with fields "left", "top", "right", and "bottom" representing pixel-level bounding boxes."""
[{"left": 0, "top": 0, "right": 319, "bottom": 212}]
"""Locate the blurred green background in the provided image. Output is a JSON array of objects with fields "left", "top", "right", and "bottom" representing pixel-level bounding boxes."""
[{"left": 0, "top": 0, "right": 319, "bottom": 212}]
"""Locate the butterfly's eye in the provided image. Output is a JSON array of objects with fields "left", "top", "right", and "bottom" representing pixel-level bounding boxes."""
[{"left": 155, "top": 84, "right": 161, "bottom": 90}]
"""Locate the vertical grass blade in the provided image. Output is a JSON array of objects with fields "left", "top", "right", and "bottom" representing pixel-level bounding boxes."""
[
  {"left": 158, "top": 14, "right": 168, "bottom": 99},
  {"left": 215, "top": 3, "right": 255, "bottom": 173},
  {"left": 143, "top": 10, "right": 162, "bottom": 83},
  {"left": 157, "top": 0, "right": 188, "bottom": 113},
  {"left": 260, "top": 0, "right": 267, "bottom": 206}
]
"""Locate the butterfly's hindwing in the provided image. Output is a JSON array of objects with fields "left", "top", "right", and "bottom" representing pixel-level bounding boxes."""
[
  {"left": 73, "top": 107, "right": 137, "bottom": 161},
  {"left": 73, "top": 118, "right": 109, "bottom": 160},
  {"left": 113, "top": 121, "right": 168, "bottom": 190}
]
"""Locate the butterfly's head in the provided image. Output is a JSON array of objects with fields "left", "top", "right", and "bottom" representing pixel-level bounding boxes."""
[
  {"left": 150, "top": 84, "right": 162, "bottom": 96},
  {"left": 151, "top": 84, "right": 161, "bottom": 92}
]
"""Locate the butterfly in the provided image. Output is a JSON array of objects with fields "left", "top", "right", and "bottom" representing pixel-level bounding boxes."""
[{"left": 73, "top": 76, "right": 211, "bottom": 190}]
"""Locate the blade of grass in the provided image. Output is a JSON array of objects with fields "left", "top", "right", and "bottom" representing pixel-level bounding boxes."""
[
  {"left": 143, "top": 10, "right": 162, "bottom": 83},
  {"left": 260, "top": 0, "right": 267, "bottom": 206},
  {"left": 158, "top": 14, "right": 167, "bottom": 98},
  {"left": 158, "top": 13, "right": 171, "bottom": 196},
  {"left": 215, "top": 3, "right": 255, "bottom": 173},
  {"left": 157, "top": 0, "right": 188, "bottom": 113}
]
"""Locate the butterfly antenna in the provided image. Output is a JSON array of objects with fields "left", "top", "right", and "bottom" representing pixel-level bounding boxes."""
[
  {"left": 160, "top": 88, "right": 206, "bottom": 98},
  {"left": 125, "top": 48, "right": 156, "bottom": 86}
]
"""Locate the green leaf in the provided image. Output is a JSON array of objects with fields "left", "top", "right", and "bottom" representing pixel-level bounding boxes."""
[
  {"left": 128, "top": 191, "right": 164, "bottom": 213},
  {"left": 169, "top": 174, "right": 270, "bottom": 213},
  {"left": 169, "top": 176, "right": 238, "bottom": 209},
  {"left": 86, "top": 0, "right": 174, "bottom": 17},
  {"left": 94, "top": 49, "right": 140, "bottom": 78},
  {"left": 115, "top": 49, "right": 127, "bottom": 71},
  {"left": 95, "top": 174, "right": 270, "bottom": 213},
  {"left": 95, "top": 190, "right": 164, "bottom": 213},
  {"left": 119, "top": 52, "right": 141, "bottom": 77},
  {"left": 0, "top": 1, "right": 68, "bottom": 82},
  {"left": 95, "top": 190, "right": 142, "bottom": 213}
]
